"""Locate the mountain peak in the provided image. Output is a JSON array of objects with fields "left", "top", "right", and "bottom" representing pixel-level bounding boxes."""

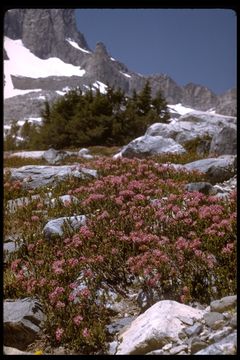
[
  {"left": 95, "top": 42, "right": 109, "bottom": 57},
  {"left": 4, "top": 9, "right": 236, "bottom": 122}
]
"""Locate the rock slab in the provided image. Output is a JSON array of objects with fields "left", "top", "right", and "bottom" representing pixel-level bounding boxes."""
[
  {"left": 4, "top": 298, "right": 45, "bottom": 350},
  {"left": 119, "top": 135, "right": 186, "bottom": 159},
  {"left": 9, "top": 165, "right": 97, "bottom": 189},
  {"left": 116, "top": 300, "right": 205, "bottom": 355},
  {"left": 43, "top": 215, "right": 86, "bottom": 239}
]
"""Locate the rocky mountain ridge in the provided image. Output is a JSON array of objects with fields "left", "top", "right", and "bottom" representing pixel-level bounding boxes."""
[{"left": 4, "top": 9, "right": 236, "bottom": 124}]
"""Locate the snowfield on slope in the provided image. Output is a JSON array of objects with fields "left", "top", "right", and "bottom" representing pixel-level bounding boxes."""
[
  {"left": 66, "top": 38, "right": 92, "bottom": 54},
  {"left": 4, "top": 36, "right": 86, "bottom": 99}
]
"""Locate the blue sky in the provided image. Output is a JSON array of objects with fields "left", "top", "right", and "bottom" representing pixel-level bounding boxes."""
[{"left": 75, "top": 9, "right": 236, "bottom": 95}]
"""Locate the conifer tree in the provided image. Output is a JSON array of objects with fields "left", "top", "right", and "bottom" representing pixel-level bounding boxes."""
[
  {"left": 137, "top": 80, "right": 152, "bottom": 114},
  {"left": 151, "top": 90, "right": 170, "bottom": 123}
]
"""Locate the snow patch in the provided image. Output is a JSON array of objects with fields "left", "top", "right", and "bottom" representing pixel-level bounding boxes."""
[
  {"left": 4, "top": 36, "right": 86, "bottom": 99},
  {"left": 55, "top": 86, "right": 72, "bottom": 96},
  {"left": 56, "top": 90, "right": 65, "bottom": 96},
  {"left": 120, "top": 71, "right": 131, "bottom": 78},
  {"left": 92, "top": 81, "right": 108, "bottom": 94},
  {"left": 207, "top": 108, "right": 216, "bottom": 114},
  {"left": 17, "top": 120, "right": 26, "bottom": 127},
  {"left": 62, "top": 86, "right": 71, "bottom": 92},
  {"left": 167, "top": 103, "right": 195, "bottom": 116},
  {"left": 66, "top": 38, "right": 91, "bottom": 54},
  {"left": 28, "top": 117, "right": 42, "bottom": 123}
]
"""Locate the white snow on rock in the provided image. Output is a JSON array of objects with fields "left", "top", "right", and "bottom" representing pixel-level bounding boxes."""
[
  {"left": 28, "top": 117, "right": 42, "bottom": 123},
  {"left": 120, "top": 71, "right": 131, "bottom": 78},
  {"left": 92, "top": 80, "right": 108, "bottom": 94},
  {"left": 17, "top": 120, "right": 26, "bottom": 127},
  {"left": 167, "top": 103, "right": 195, "bottom": 116},
  {"left": 55, "top": 86, "right": 72, "bottom": 96},
  {"left": 4, "top": 36, "right": 86, "bottom": 99},
  {"left": 65, "top": 38, "right": 91, "bottom": 53},
  {"left": 55, "top": 90, "right": 65, "bottom": 96},
  {"left": 114, "top": 135, "right": 186, "bottom": 159}
]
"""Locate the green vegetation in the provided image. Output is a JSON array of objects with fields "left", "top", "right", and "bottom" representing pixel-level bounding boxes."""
[
  {"left": 4, "top": 154, "right": 236, "bottom": 354},
  {"left": 4, "top": 82, "right": 170, "bottom": 151}
]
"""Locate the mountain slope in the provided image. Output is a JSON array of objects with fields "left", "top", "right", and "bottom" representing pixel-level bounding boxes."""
[{"left": 3, "top": 9, "right": 236, "bottom": 124}]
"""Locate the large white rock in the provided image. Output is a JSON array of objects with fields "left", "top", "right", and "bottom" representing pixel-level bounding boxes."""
[
  {"left": 4, "top": 298, "right": 45, "bottom": 350},
  {"left": 4, "top": 346, "right": 34, "bottom": 355},
  {"left": 116, "top": 300, "right": 205, "bottom": 355},
  {"left": 119, "top": 135, "right": 186, "bottom": 159},
  {"left": 209, "top": 126, "right": 237, "bottom": 156},
  {"left": 9, "top": 165, "right": 97, "bottom": 189},
  {"left": 43, "top": 215, "right": 86, "bottom": 239},
  {"left": 183, "top": 155, "right": 236, "bottom": 184},
  {"left": 146, "top": 111, "right": 236, "bottom": 146},
  {"left": 78, "top": 148, "right": 94, "bottom": 159}
]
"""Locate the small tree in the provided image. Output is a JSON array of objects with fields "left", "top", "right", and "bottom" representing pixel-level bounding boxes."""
[
  {"left": 137, "top": 80, "right": 152, "bottom": 114},
  {"left": 151, "top": 90, "right": 170, "bottom": 123},
  {"left": 4, "top": 119, "right": 20, "bottom": 151}
]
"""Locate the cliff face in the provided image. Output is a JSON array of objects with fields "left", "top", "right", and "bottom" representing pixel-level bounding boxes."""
[
  {"left": 4, "top": 9, "right": 90, "bottom": 64},
  {"left": 4, "top": 9, "right": 236, "bottom": 123}
]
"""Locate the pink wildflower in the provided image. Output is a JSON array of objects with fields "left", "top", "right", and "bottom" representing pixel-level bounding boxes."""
[
  {"left": 63, "top": 200, "right": 71, "bottom": 207},
  {"left": 176, "top": 236, "right": 189, "bottom": 250},
  {"left": 182, "top": 286, "right": 189, "bottom": 295},
  {"left": 56, "top": 301, "right": 65, "bottom": 309},
  {"left": 111, "top": 248, "right": 118, "bottom": 255},
  {"left": 69, "top": 282, "right": 78, "bottom": 289},
  {"left": 222, "top": 243, "right": 234, "bottom": 254},
  {"left": 79, "top": 226, "right": 94, "bottom": 239},
  {"left": 35, "top": 260, "right": 44, "bottom": 266},
  {"left": 67, "top": 258, "right": 79, "bottom": 267},
  {"left": 68, "top": 293, "right": 76, "bottom": 302},
  {"left": 83, "top": 269, "right": 94, "bottom": 278},
  {"left": 180, "top": 294, "right": 187, "bottom": 303},
  {"left": 97, "top": 210, "right": 110, "bottom": 220},
  {"left": 80, "top": 288, "right": 91, "bottom": 298},
  {"left": 82, "top": 193, "right": 105, "bottom": 206},
  {"left": 72, "top": 236, "right": 83, "bottom": 247},
  {"left": 31, "top": 215, "right": 40, "bottom": 222},
  {"left": 36, "top": 202, "right": 44, "bottom": 209},
  {"left": 11, "top": 259, "right": 21, "bottom": 272},
  {"left": 27, "top": 243, "right": 35, "bottom": 251},
  {"left": 26, "top": 279, "right": 37, "bottom": 293},
  {"left": 53, "top": 267, "right": 64, "bottom": 275},
  {"left": 73, "top": 315, "right": 83, "bottom": 326},
  {"left": 95, "top": 255, "right": 104, "bottom": 263},
  {"left": 55, "top": 327, "right": 64, "bottom": 342},
  {"left": 63, "top": 237, "right": 71, "bottom": 244},
  {"left": 56, "top": 250, "right": 63, "bottom": 257},
  {"left": 115, "top": 197, "right": 123, "bottom": 205},
  {"left": 39, "top": 278, "right": 47, "bottom": 287},
  {"left": 15, "top": 270, "right": 25, "bottom": 281},
  {"left": 82, "top": 327, "right": 90, "bottom": 338},
  {"left": 49, "top": 286, "right": 65, "bottom": 304}
]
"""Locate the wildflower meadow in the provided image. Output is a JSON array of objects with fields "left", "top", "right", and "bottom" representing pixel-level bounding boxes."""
[{"left": 4, "top": 153, "right": 236, "bottom": 354}]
